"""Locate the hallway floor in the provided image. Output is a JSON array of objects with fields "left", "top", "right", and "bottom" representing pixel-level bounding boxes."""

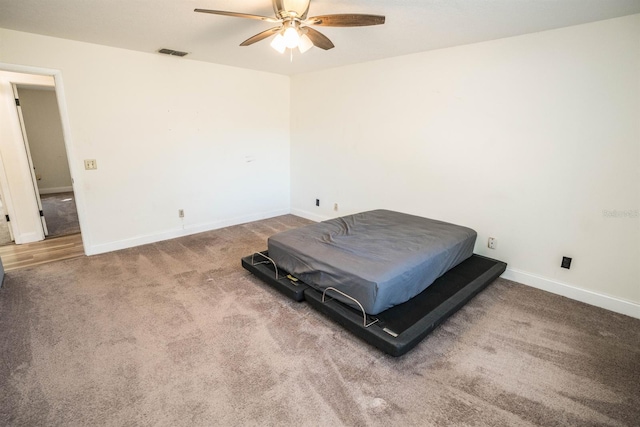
[
  {"left": 0, "top": 191, "right": 81, "bottom": 246},
  {"left": 41, "top": 191, "right": 80, "bottom": 238}
]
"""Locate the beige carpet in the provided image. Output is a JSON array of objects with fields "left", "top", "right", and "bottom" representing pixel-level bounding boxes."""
[{"left": 1, "top": 215, "right": 638, "bottom": 426}]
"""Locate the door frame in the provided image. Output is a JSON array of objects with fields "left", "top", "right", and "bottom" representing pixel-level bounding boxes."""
[{"left": 0, "top": 62, "right": 88, "bottom": 253}]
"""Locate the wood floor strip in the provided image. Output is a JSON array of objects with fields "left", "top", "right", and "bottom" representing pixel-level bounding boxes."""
[{"left": 0, "top": 233, "right": 85, "bottom": 271}]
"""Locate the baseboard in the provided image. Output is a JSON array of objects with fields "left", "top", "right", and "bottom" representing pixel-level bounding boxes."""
[
  {"left": 290, "top": 208, "right": 329, "bottom": 223},
  {"left": 39, "top": 186, "right": 73, "bottom": 195},
  {"left": 502, "top": 267, "right": 639, "bottom": 320},
  {"left": 290, "top": 209, "right": 640, "bottom": 319},
  {"left": 85, "top": 208, "right": 291, "bottom": 256},
  {"left": 14, "top": 231, "right": 43, "bottom": 244},
  {"left": 85, "top": 208, "right": 639, "bottom": 320}
]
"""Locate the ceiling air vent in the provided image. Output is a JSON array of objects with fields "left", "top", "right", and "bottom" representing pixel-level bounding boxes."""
[{"left": 158, "top": 48, "right": 189, "bottom": 57}]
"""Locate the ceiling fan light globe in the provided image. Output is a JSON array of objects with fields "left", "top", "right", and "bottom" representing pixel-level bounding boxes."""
[
  {"left": 270, "top": 34, "right": 287, "bottom": 53},
  {"left": 283, "top": 26, "right": 300, "bottom": 48},
  {"left": 298, "top": 34, "right": 313, "bottom": 53}
]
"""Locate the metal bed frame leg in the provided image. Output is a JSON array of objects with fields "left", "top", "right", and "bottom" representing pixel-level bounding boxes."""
[
  {"left": 322, "top": 287, "right": 379, "bottom": 328},
  {"left": 251, "top": 252, "right": 279, "bottom": 280}
]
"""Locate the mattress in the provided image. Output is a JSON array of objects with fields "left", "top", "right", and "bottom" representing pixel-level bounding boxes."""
[{"left": 268, "top": 210, "right": 477, "bottom": 315}]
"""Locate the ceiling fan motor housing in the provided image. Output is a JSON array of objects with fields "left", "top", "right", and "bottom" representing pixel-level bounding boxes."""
[{"left": 273, "top": 0, "right": 310, "bottom": 19}]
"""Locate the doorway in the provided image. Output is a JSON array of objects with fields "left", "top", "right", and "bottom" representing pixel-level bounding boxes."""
[
  {"left": 0, "top": 68, "right": 83, "bottom": 251},
  {"left": 14, "top": 85, "right": 80, "bottom": 241}
]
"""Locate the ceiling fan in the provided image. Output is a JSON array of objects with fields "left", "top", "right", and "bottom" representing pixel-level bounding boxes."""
[{"left": 195, "top": 0, "right": 385, "bottom": 54}]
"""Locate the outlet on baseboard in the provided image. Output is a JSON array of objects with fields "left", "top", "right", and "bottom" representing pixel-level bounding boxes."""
[
  {"left": 178, "top": 209, "right": 184, "bottom": 218},
  {"left": 315, "top": 199, "right": 320, "bottom": 207},
  {"left": 488, "top": 237, "right": 497, "bottom": 249}
]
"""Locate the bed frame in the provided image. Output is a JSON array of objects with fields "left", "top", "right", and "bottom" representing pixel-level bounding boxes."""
[{"left": 242, "top": 251, "right": 506, "bottom": 357}]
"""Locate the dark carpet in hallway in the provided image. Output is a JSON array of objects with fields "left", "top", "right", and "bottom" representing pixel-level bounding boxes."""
[{"left": 40, "top": 191, "right": 80, "bottom": 237}]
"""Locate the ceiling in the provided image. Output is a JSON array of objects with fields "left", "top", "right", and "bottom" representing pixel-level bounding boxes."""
[{"left": 1, "top": 0, "right": 639, "bottom": 75}]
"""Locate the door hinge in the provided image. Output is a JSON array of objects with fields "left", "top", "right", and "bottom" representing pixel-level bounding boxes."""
[
  {"left": 15, "top": 98, "right": 20, "bottom": 106},
  {"left": 5, "top": 215, "right": 9, "bottom": 222},
  {"left": 39, "top": 210, "right": 44, "bottom": 217}
]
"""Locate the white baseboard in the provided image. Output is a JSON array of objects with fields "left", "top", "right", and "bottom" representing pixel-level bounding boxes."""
[
  {"left": 86, "top": 208, "right": 639, "bottom": 320},
  {"left": 39, "top": 186, "right": 73, "bottom": 195},
  {"left": 502, "top": 267, "right": 639, "bottom": 319},
  {"left": 293, "top": 208, "right": 640, "bottom": 319},
  {"left": 14, "top": 231, "right": 43, "bottom": 244},
  {"left": 290, "top": 208, "right": 328, "bottom": 223},
  {"left": 85, "top": 208, "right": 290, "bottom": 256}
]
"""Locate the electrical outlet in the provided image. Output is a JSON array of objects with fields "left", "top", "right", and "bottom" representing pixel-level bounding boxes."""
[
  {"left": 315, "top": 199, "right": 320, "bottom": 207},
  {"left": 334, "top": 203, "right": 338, "bottom": 211},
  {"left": 84, "top": 159, "right": 97, "bottom": 170},
  {"left": 488, "top": 237, "right": 497, "bottom": 249},
  {"left": 178, "top": 209, "right": 184, "bottom": 218},
  {"left": 561, "top": 256, "right": 572, "bottom": 269}
]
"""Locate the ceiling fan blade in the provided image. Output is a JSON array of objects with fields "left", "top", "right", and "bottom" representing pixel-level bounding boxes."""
[
  {"left": 305, "top": 14, "right": 385, "bottom": 27},
  {"left": 240, "top": 27, "right": 283, "bottom": 46},
  {"left": 194, "top": 9, "right": 280, "bottom": 23},
  {"left": 304, "top": 27, "right": 334, "bottom": 50}
]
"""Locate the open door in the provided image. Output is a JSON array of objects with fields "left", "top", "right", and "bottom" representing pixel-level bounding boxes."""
[
  {"left": 11, "top": 84, "right": 49, "bottom": 237},
  {"left": 0, "top": 192, "right": 15, "bottom": 244}
]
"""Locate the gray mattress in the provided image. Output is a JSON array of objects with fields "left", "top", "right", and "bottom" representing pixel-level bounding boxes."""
[{"left": 268, "top": 210, "right": 477, "bottom": 315}]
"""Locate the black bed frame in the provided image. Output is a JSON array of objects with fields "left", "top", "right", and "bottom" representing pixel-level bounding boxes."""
[{"left": 241, "top": 251, "right": 506, "bottom": 357}]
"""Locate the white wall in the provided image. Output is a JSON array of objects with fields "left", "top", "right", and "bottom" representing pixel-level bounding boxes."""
[
  {"left": 18, "top": 87, "right": 73, "bottom": 194},
  {"left": 0, "top": 29, "right": 291, "bottom": 254},
  {"left": 0, "top": 71, "right": 54, "bottom": 243},
  {"left": 291, "top": 15, "right": 640, "bottom": 316}
]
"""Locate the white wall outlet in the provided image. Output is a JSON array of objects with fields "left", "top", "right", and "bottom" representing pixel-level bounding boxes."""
[
  {"left": 84, "top": 159, "right": 97, "bottom": 170},
  {"left": 334, "top": 203, "right": 339, "bottom": 211},
  {"left": 488, "top": 237, "right": 497, "bottom": 249},
  {"left": 178, "top": 209, "right": 184, "bottom": 218}
]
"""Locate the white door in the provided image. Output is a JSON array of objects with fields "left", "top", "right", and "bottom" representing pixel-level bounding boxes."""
[
  {"left": 12, "top": 84, "right": 49, "bottom": 237},
  {"left": 0, "top": 192, "right": 15, "bottom": 243}
]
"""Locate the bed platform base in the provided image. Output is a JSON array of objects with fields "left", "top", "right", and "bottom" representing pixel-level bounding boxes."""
[
  {"left": 242, "top": 251, "right": 309, "bottom": 301},
  {"left": 241, "top": 252, "right": 506, "bottom": 357},
  {"left": 322, "top": 287, "right": 380, "bottom": 328}
]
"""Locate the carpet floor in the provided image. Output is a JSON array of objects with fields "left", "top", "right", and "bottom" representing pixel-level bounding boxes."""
[
  {"left": 0, "top": 215, "right": 638, "bottom": 426},
  {"left": 40, "top": 192, "right": 81, "bottom": 238}
]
